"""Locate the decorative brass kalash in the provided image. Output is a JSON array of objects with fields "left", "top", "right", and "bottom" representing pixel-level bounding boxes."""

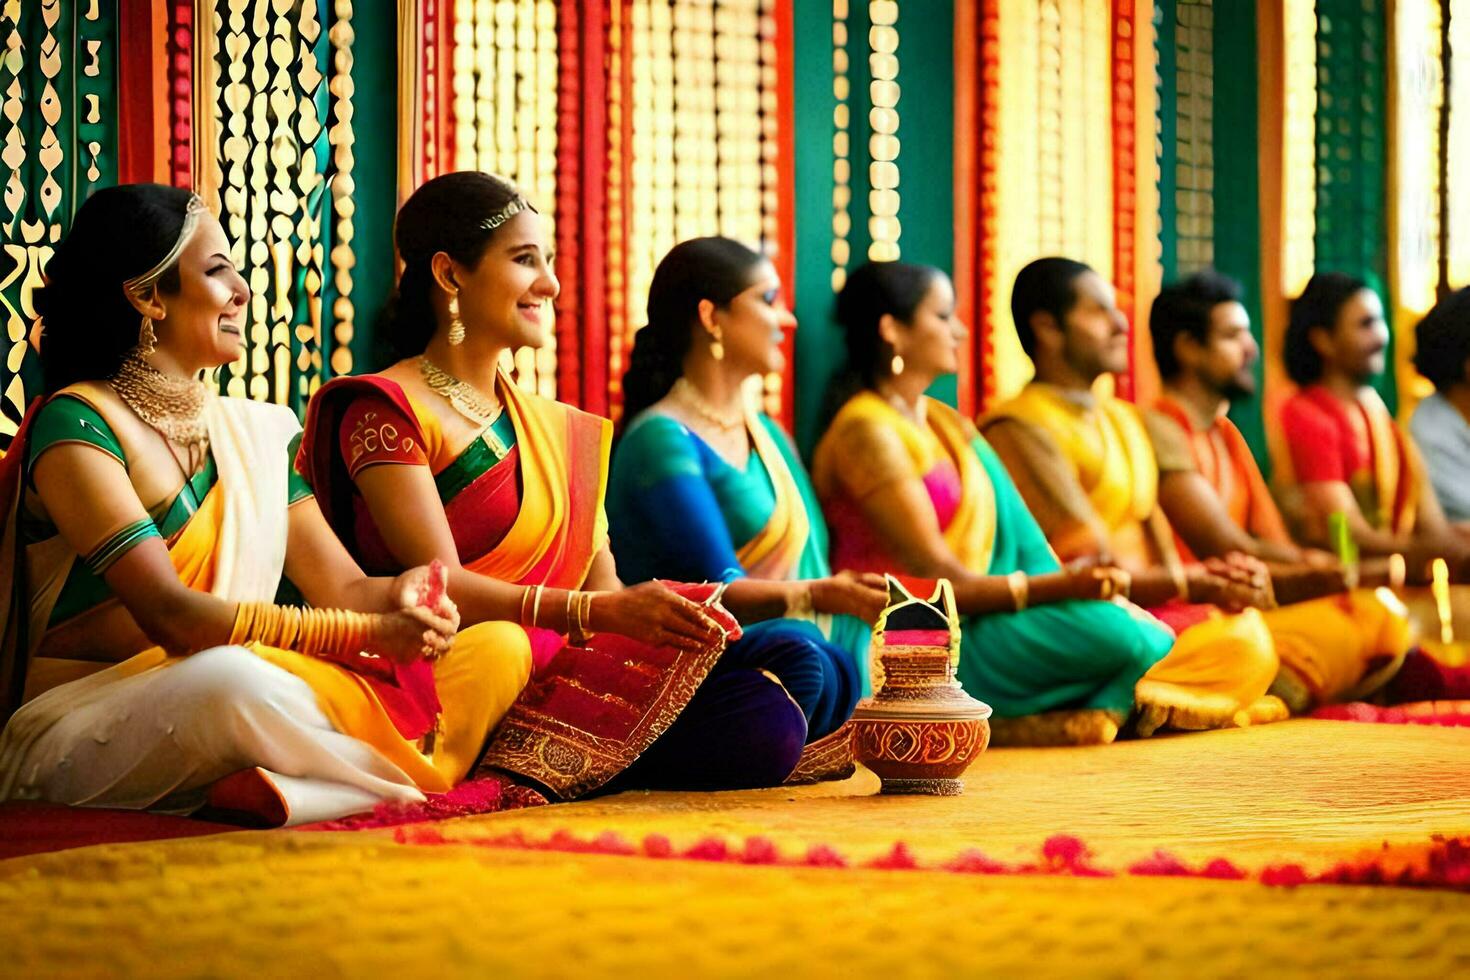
[{"left": 850, "top": 577, "right": 992, "bottom": 795}]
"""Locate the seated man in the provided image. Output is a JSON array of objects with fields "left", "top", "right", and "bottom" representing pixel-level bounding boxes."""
[
  {"left": 979, "top": 258, "right": 1409, "bottom": 728},
  {"left": 1144, "top": 271, "right": 1410, "bottom": 709},
  {"left": 1278, "top": 273, "right": 1470, "bottom": 571},
  {"left": 1407, "top": 286, "right": 1470, "bottom": 528}
]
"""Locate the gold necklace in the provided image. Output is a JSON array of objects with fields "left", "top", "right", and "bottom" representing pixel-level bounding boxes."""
[
  {"left": 110, "top": 353, "right": 210, "bottom": 452},
  {"left": 878, "top": 384, "right": 927, "bottom": 429},
  {"left": 671, "top": 377, "right": 743, "bottom": 432},
  {"left": 417, "top": 356, "right": 509, "bottom": 454}
]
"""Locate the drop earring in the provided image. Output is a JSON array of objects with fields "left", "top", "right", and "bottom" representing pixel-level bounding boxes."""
[
  {"left": 447, "top": 292, "right": 465, "bottom": 346},
  {"left": 709, "top": 327, "right": 725, "bottom": 362},
  {"left": 890, "top": 353, "right": 905, "bottom": 376},
  {"left": 138, "top": 314, "right": 157, "bottom": 356}
]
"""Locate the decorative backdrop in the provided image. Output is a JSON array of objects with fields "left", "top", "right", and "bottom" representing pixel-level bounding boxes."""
[{"left": 0, "top": 0, "right": 1466, "bottom": 474}]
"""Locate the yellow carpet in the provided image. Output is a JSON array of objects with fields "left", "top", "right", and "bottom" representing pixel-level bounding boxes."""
[
  {"left": 4, "top": 720, "right": 1470, "bottom": 977},
  {"left": 437, "top": 719, "right": 1470, "bottom": 870}
]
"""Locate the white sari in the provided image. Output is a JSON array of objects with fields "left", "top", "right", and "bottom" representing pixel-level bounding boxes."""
[{"left": 0, "top": 396, "right": 424, "bottom": 825}]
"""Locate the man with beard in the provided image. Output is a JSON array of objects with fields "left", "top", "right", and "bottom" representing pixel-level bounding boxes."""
[
  {"left": 1145, "top": 271, "right": 1317, "bottom": 564},
  {"left": 980, "top": 259, "right": 1409, "bottom": 725},
  {"left": 1277, "top": 273, "right": 1470, "bottom": 571},
  {"left": 1145, "top": 272, "right": 1412, "bottom": 711}
]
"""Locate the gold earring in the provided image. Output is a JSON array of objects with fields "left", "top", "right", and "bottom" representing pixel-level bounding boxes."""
[
  {"left": 709, "top": 327, "right": 724, "bottom": 362},
  {"left": 138, "top": 314, "right": 157, "bottom": 356},
  {"left": 447, "top": 293, "right": 465, "bottom": 346},
  {"left": 890, "top": 353, "right": 905, "bottom": 376}
]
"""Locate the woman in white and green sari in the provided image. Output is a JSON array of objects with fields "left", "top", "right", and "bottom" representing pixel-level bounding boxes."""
[{"left": 0, "top": 184, "right": 527, "bottom": 825}]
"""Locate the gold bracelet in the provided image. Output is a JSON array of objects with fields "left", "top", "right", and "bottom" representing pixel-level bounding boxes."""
[
  {"left": 1114, "top": 568, "right": 1132, "bottom": 600},
  {"left": 568, "top": 591, "right": 594, "bottom": 646},
  {"left": 1170, "top": 564, "right": 1189, "bottom": 602},
  {"left": 530, "top": 584, "right": 546, "bottom": 629},
  {"left": 1388, "top": 553, "right": 1406, "bottom": 591},
  {"left": 785, "top": 585, "right": 815, "bottom": 618},
  {"left": 518, "top": 585, "right": 534, "bottom": 625},
  {"left": 580, "top": 591, "right": 596, "bottom": 638},
  {"left": 1095, "top": 569, "right": 1115, "bottom": 601},
  {"left": 1006, "top": 570, "right": 1029, "bottom": 611},
  {"left": 232, "top": 602, "right": 374, "bottom": 659}
]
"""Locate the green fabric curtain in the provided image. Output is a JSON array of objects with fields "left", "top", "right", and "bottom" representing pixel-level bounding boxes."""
[
  {"left": 0, "top": 1, "right": 119, "bottom": 441},
  {"left": 1313, "top": 0, "right": 1393, "bottom": 410}
]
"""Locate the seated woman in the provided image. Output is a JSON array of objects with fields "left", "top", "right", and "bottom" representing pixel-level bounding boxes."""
[
  {"left": 606, "top": 237, "right": 887, "bottom": 708},
  {"left": 300, "top": 173, "right": 818, "bottom": 793},
  {"left": 810, "top": 261, "right": 1175, "bottom": 745},
  {"left": 0, "top": 184, "right": 510, "bottom": 827}
]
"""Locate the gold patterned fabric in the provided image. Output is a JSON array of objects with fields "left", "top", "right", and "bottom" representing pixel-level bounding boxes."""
[
  {"left": 197, "top": 0, "right": 358, "bottom": 411},
  {"left": 0, "top": 1, "right": 117, "bottom": 441},
  {"left": 984, "top": 0, "right": 1115, "bottom": 405}
]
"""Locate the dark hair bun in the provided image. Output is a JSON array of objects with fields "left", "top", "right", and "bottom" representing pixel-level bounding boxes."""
[
  {"left": 38, "top": 183, "right": 196, "bottom": 394},
  {"left": 379, "top": 171, "right": 524, "bottom": 361}
]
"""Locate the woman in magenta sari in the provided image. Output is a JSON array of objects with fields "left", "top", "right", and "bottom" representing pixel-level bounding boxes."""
[{"left": 301, "top": 173, "right": 846, "bottom": 793}]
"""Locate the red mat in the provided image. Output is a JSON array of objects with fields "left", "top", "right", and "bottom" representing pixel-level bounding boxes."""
[
  {"left": 0, "top": 773, "right": 544, "bottom": 860},
  {"left": 0, "top": 802, "right": 237, "bottom": 860}
]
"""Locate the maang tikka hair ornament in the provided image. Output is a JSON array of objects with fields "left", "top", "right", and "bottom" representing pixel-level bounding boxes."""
[
  {"left": 122, "top": 194, "right": 208, "bottom": 356},
  {"left": 480, "top": 195, "right": 535, "bottom": 233}
]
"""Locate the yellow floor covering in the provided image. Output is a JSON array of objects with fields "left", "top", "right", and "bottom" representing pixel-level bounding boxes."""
[
  {"left": 442, "top": 718, "right": 1470, "bottom": 869},
  {"left": 4, "top": 720, "right": 1470, "bottom": 977}
]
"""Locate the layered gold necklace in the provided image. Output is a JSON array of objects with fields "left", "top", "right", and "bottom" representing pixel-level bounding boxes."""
[
  {"left": 110, "top": 353, "right": 210, "bottom": 454},
  {"left": 418, "top": 356, "right": 509, "bottom": 455},
  {"left": 671, "top": 377, "right": 744, "bottom": 432}
]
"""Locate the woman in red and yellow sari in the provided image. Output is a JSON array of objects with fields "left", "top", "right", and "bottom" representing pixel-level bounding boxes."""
[
  {"left": 300, "top": 173, "right": 817, "bottom": 794},
  {"left": 0, "top": 185, "right": 517, "bottom": 827}
]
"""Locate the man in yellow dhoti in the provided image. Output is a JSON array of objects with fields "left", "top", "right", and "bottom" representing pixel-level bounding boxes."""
[
  {"left": 1143, "top": 271, "right": 1411, "bottom": 710},
  {"left": 980, "top": 258, "right": 1406, "bottom": 731}
]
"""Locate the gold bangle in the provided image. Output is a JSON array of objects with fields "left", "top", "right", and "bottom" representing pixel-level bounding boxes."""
[
  {"left": 568, "top": 591, "right": 594, "bottom": 646},
  {"left": 1388, "top": 553, "right": 1406, "bottom": 591},
  {"left": 1095, "top": 569, "right": 1114, "bottom": 601},
  {"left": 1114, "top": 569, "right": 1132, "bottom": 601},
  {"left": 530, "top": 584, "right": 546, "bottom": 629},
  {"left": 581, "top": 591, "right": 596, "bottom": 637},
  {"left": 519, "top": 585, "right": 534, "bottom": 625},
  {"left": 230, "top": 602, "right": 254, "bottom": 645},
  {"left": 1007, "top": 570, "right": 1029, "bottom": 611},
  {"left": 1170, "top": 564, "right": 1189, "bottom": 602},
  {"left": 785, "top": 585, "right": 815, "bottom": 618}
]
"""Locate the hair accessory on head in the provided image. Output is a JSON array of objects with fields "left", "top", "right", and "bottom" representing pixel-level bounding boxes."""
[
  {"left": 122, "top": 194, "right": 208, "bottom": 300},
  {"left": 479, "top": 196, "right": 535, "bottom": 233}
]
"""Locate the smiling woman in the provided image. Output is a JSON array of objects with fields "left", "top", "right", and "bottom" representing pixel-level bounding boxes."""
[
  {"left": 299, "top": 178, "right": 842, "bottom": 794},
  {"left": 0, "top": 183, "right": 518, "bottom": 828}
]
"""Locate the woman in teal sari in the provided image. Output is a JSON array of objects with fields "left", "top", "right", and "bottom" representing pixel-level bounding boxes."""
[
  {"left": 810, "top": 261, "right": 1178, "bottom": 745},
  {"left": 607, "top": 238, "right": 886, "bottom": 702}
]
